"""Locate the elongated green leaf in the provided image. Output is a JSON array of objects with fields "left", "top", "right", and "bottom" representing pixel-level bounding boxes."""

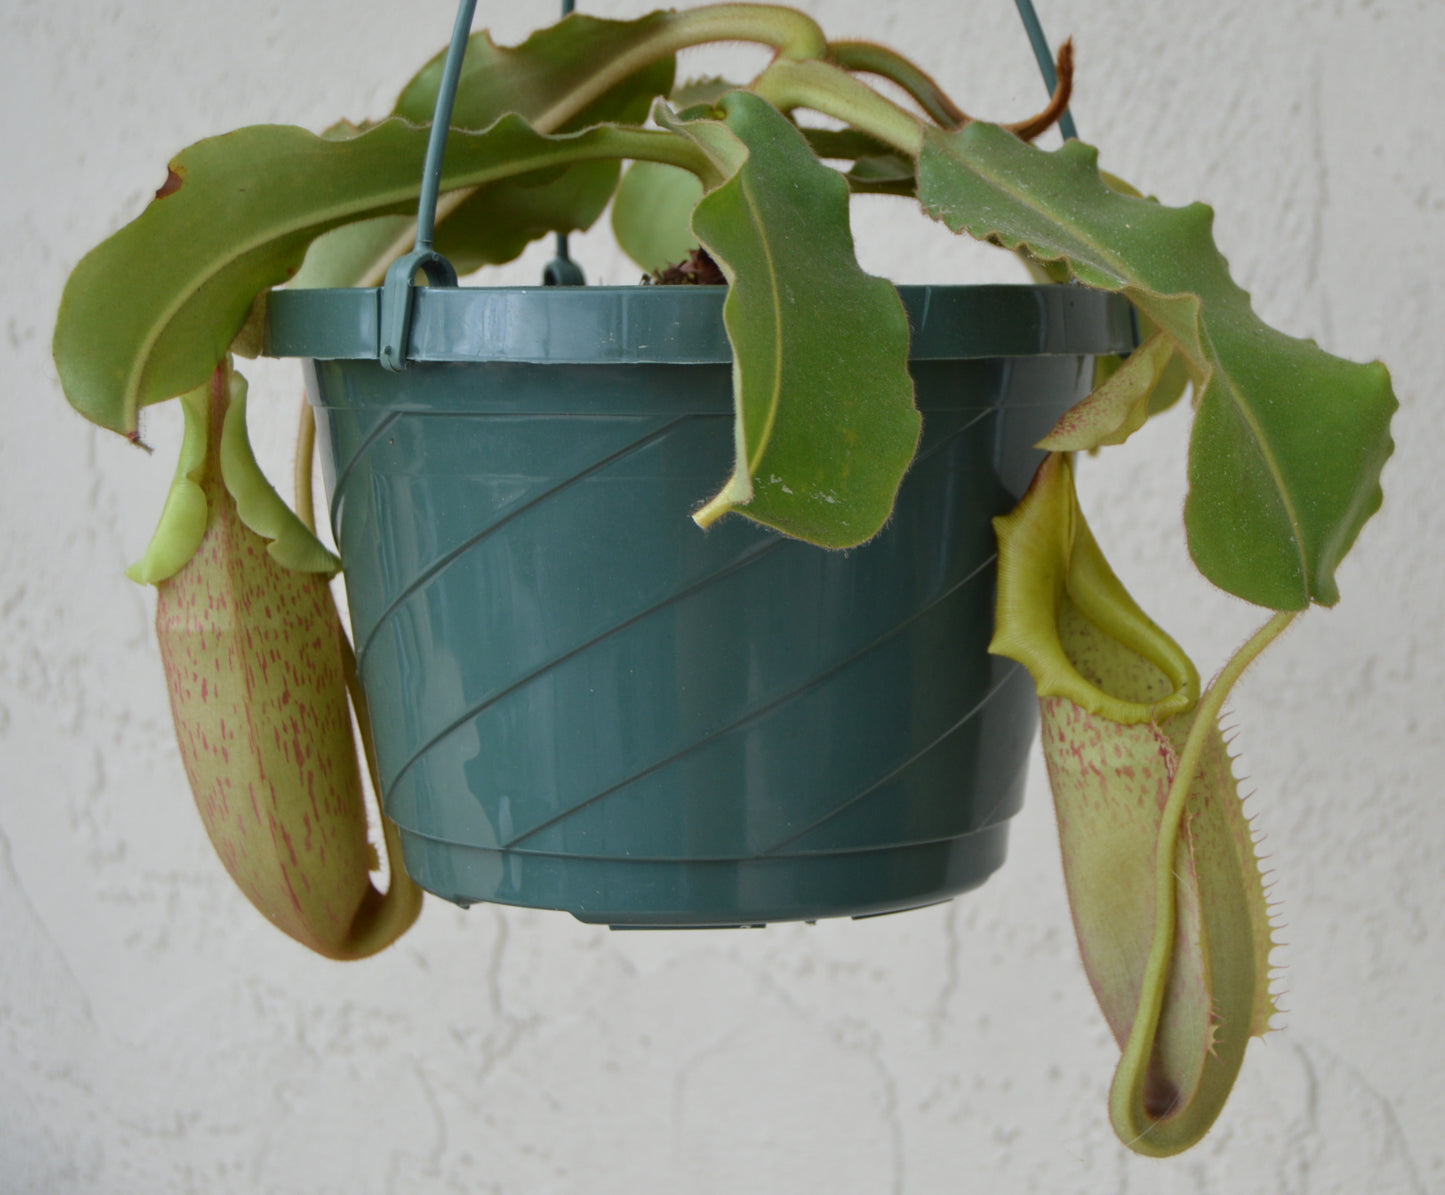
[
  {"left": 291, "top": 161, "right": 617, "bottom": 287},
  {"left": 675, "top": 92, "right": 918, "bottom": 547},
  {"left": 671, "top": 76, "right": 740, "bottom": 108},
  {"left": 218, "top": 380, "right": 340, "bottom": 576},
  {"left": 612, "top": 159, "right": 704, "bottom": 272},
  {"left": 798, "top": 128, "right": 917, "bottom": 196},
  {"left": 1038, "top": 331, "right": 1174, "bottom": 451},
  {"left": 386, "top": 12, "right": 677, "bottom": 276},
  {"left": 289, "top": 215, "right": 413, "bottom": 290},
  {"left": 286, "top": 120, "right": 414, "bottom": 291},
  {"left": 125, "top": 379, "right": 210, "bottom": 585},
  {"left": 843, "top": 155, "right": 916, "bottom": 196},
  {"left": 1141, "top": 312, "right": 1191, "bottom": 417},
  {"left": 801, "top": 126, "right": 898, "bottom": 163},
  {"left": 433, "top": 162, "right": 618, "bottom": 276},
  {"left": 289, "top": 16, "right": 677, "bottom": 290},
  {"left": 1092, "top": 177, "right": 1193, "bottom": 420},
  {"left": 395, "top": 13, "right": 675, "bottom": 131},
  {"left": 54, "top": 117, "right": 696, "bottom": 434},
  {"left": 918, "top": 124, "right": 1396, "bottom": 609}
]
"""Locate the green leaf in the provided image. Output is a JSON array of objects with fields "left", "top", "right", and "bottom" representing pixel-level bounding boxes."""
[
  {"left": 126, "top": 380, "right": 211, "bottom": 585},
  {"left": 670, "top": 76, "right": 740, "bottom": 108},
  {"left": 799, "top": 128, "right": 916, "bottom": 195},
  {"left": 843, "top": 155, "right": 917, "bottom": 196},
  {"left": 432, "top": 162, "right": 621, "bottom": 276},
  {"left": 290, "top": 163, "right": 622, "bottom": 286},
  {"left": 128, "top": 366, "right": 339, "bottom": 584},
  {"left": 1038, "top": 331, "right": 1174, "bottom": 451},
  {"left": 388, "top": 12, "right": 677, "bottom": 276},
  {"left": 289, "top": 13, "right": 681, "bottom": 290},
  {"left": 54, "top": 116, "right": 700, "bottom": 435},
  {"left": 800, "top": 126, "right": 898, "bottom": 162},
  {"left": 918, "top": 123, "right": 1397, "bottom": 609},
  {"left": 287, "top": 117, "right": 412, "bottom": 290},
  {"left": 218, "top": 372, "right": 340, "bottom": 576},
  {"left": 394, "top": 13, "right": 675, "bottom": 132},
  {"left": 611, "top": 159, "right": 704, "bottom": 272},
  {"left": 674, "top": 92, "right": 919, "bottom": 548},
  {"left": 289, "top": 216, "right": 413, "bottom": 290},
  {"left": 1140, "top": 311, "right": 1191, "bottom": 417},
  {"left": 1091, "top": 175, "right": 1191, "bottom": 420}
]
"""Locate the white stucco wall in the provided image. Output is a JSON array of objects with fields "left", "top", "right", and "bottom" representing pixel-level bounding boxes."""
[{"left": 3, "top": 0, "right": 1441, "bottom": 1190}]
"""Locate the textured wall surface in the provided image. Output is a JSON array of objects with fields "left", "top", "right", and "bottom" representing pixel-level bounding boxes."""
[{"left": 4, "top": 0, "right": 1442, "bottom": 1190}]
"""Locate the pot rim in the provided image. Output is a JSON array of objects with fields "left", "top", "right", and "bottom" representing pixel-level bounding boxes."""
[{"left": 264, "top": 282, "right": 1137, "bottom": 365}]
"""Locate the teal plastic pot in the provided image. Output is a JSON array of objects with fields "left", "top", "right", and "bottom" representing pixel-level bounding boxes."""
[{"left": 264, "top": 283, "right": 1135, "bottom": 927}]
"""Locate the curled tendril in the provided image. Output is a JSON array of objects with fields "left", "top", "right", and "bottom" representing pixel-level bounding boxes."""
[{"left": 827, "top": 38, "right": 1073, "bottom": 141}]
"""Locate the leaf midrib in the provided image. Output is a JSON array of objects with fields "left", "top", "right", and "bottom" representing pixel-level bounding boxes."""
[
  {"left": 1196, "top": 323, "right": 1309, "bottom": 591},
  {"left": 739, "top": 171, "right": 786, "bottom": 474},
  {"left": 934, "top": 128, "right": 1309, "bottom": 594},
  {"left": 123, "top": 121, "right": 628, "bottom": 422}
]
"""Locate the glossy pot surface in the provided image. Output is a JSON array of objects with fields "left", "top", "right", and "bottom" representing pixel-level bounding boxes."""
[{"left": 266, "top": 283, "right": 1135, "bottom": 926}]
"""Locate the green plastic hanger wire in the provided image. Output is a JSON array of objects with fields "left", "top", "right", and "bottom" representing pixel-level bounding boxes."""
[
  {"left": 1013, "top": 0, "right": 1078, "bottom": 140},
  {"left": 381, "top": 0, "right": 1076, "bottom": 370},
  {"left": 543, "top": 0, "right": 587, "bottom": 285}
]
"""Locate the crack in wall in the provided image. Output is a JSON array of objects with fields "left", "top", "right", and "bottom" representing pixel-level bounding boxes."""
[
  {"left": 1295, "top": 1035, "right": 1428, "bottom": 1194},
  {"left": 929, "top": 900, "right": 961, "bottom": 1044},
  {"left": 0, "top": 816, "right": 96, "bottom": 1025}
]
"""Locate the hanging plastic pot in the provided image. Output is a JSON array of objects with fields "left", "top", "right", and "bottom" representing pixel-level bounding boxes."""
[
  {"left": 265, "top": 282, "right": 1133, "bottom": 926},
  {"left": 255, "top": 0, "right": 1133, "bottom": 926}
]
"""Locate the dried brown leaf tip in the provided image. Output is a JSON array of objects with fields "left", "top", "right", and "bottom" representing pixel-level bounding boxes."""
[
  {"left": 1007, "top": 40, "right": 1074, "bottom": 141},
  {"left": 154, "top": 166, "right": 184, "bottom": 200},
  {"left": 645, "top": 247, "right": 727, "bottom": 285}
]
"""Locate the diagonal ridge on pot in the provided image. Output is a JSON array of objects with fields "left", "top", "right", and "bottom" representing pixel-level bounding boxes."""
[
  {"left": 360, "top": 396, "right": 1002, "bottom": 795},
  {"left": 379, "top": 526, "right": 790, "bottom": 803},
  {"left": 486, "top": 544, "right": 1006, "bottom": 858},
  {"left": 337, "top": 409, "right": 699, "bottom": 669},
  {"left": 754, "top": 660, "right": 1038, "bottom": 859}
]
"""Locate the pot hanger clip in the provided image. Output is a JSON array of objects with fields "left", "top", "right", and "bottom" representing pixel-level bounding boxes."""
[{"left": 378, "top": 0, "right": 475, "bottom": 372}]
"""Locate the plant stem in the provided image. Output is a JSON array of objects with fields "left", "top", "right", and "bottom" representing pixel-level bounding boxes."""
[
  {"left": 826, "top": 38, "right": 1073, "bottom": 143},
  {"left": 532, "top": 4, "right": 828, "bottom": 133},
  {"left": 1108, "top": 607, "right": 1298, "bottom": 1137},
  {"left": 294, "top": 402, "right": 317, "bottom": 535},
  {"left": 752, "top": 58, "right": 925, "bottom": 157},
  {"left": 827, "top": 41, "right": 967, "bottom": 128}
]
